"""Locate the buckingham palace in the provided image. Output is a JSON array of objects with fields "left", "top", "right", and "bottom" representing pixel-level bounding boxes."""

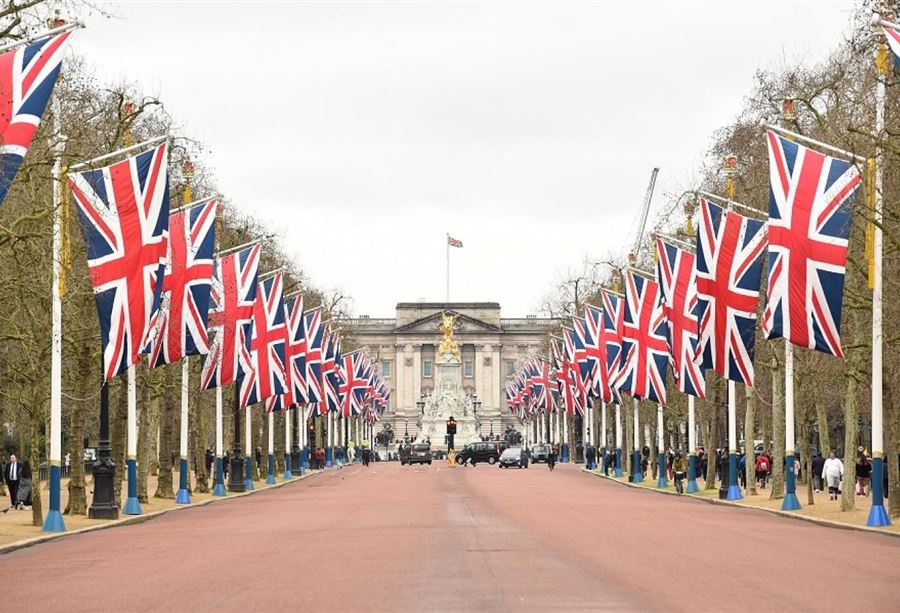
[{"left": 340, "top": 302, "right": 558, "bottom": 442}]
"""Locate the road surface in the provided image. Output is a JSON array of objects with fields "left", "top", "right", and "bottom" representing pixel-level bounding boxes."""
[{"left": 2, "top": 462, "right": 899, "bottom": 611}]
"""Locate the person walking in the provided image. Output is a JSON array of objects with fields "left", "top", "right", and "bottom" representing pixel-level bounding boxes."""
[
  {"left": 672, "top": 452, "right": 688, "bottom": 494},
  {"left": 755, "top": 452, "right": 770, "bottom": 489},
  {"left": 547, "top": 445, "right": 557, "bottom": 471},
  {"left": 204, "top": 448, "right": 214, "bottom": 486},
  {"left": 4, "top": 454, "right": 20, "bottom": 509},
  {"left": 15, "top": 460, "right": 33, "bottom": 510},
  {"left": 361, "top": 446, "right": 371, "bottom": 467},
  {"left": 855, "top": 453, "right": 871, "bottom": 497},
  {"left": 811, "top": 452, "right": 826, "bottom": 493},
  {"left": 822, "top": 451, "right": 844, "bottom": 501}
]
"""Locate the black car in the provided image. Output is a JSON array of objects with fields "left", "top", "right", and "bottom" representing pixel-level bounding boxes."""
[
  {"left": 455, "top": 441, "right": 502, "bottom": 466},
  {"left": 530, "top": 444, "right": 551, "bottom": 463},
  {"left": 499, "top": 447, "right": 529, "bottom": 469},
  {"left": 408, "top": 443, "right": 432, "bottom": 465}
]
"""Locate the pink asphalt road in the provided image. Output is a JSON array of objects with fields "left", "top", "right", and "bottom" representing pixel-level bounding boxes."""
[{"left": 3, "top": 462, "right": 899, "bottom": 612}]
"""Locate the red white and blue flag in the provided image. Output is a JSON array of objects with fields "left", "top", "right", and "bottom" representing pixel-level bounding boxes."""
[
  {"left": 70, "top": 142, "right": 170, "bottom": 380},
  {"left": 323, "top": 328, "right": 343, "bottom": 413},
  {"left": 239, "top": 273, "right": 287, "bottom": 407},
  {"left": 339, "top": 351, "right": 368, "bottom": 417},
  {"left": 696, "top": 198, "right": 766, "bottom": 386},
  {"left": 266, "top": 293, "right": 305, "bottom": 412},
  {"left": 573, "top": 314, "right": 602, "bottom": 399},
  {"left": 601, "top": 292, "right": 626, "bottom": 402},
  {"left": 0, "top": 31, "right": 72, "bottom": 207},
  {"left": 656, "top": 238, "right": 705, "bottom": 398},
  {"left": 763, "top": 131, "right": 860, "bottom": 358},
  {"left": 148, "top": 199, "right": 216, "bottom": 366},
  {"left": 531, "top": 359, "right": 555, "bottom": 413},
  {"left": 303, "top": 307, "right": 325, "bottom": 410},
  {"left": 617, "top": 270, "right": 669, "bottom": 405},
  {"left": 201, "top": 244, "right": 260, "bottom": 389}
]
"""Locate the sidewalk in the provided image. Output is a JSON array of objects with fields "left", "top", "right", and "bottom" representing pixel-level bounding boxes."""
[
  {"left": 586, "top": 468, "right": 900, "bottom": 536},
  {"left": 0, "top": 468, "right": 318, "bottom": 551}
]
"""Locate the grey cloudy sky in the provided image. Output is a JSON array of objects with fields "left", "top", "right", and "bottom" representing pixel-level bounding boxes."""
[{"left": 75, "top": 1, "right": 856, "bottom": 317}]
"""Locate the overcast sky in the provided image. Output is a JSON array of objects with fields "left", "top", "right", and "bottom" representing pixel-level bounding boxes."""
[{"left": 74, "top": 1, "right": 857, "bottom": 317}]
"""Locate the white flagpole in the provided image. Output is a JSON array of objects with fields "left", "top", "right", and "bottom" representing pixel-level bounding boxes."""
[
  {"left": 284, "top": 409, "right": 292, "bottom": 479},
  {"left": 656, "top": 404, "right": 667, "bottom": 488},
  {"left": 725, "top": 380, "right": 743, "bottom": 500},
  {"left": 213, "top": 385, "right": 225, "bottom": 495},
  {"left": 43, "top": 100, "right": 66, "bottom": 532},
  {"left": 266, "top": 411, "right": 275, "bottom": 484},
  {"left": 123, "top": 365, "right": 142, "bottom": 514},
  {"left": 868, "top": 17, "right": 890, "bottom": 526},
  {"left": 176, "top": 360, "right": 191, "bottom": 503},
  {"left": 632, "top": 398, "right": 642, "bottom": 482},
  {"left": 781, "top": 344, "right": 799, "bottom": 509},
  {"left": 244, "top": 405, "right": 254, "bottom": 489},
  {"left": 614, "top": 402, "right": 623, "bottom": 477}
]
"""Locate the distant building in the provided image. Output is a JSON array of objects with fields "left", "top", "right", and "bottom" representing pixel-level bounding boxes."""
[{"left": 340, "top": 302, "right": 558, "bottom": 441}]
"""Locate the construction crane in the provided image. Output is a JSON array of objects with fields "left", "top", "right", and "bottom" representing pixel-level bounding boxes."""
[{"left": 629, "top": 167, "right": 659, "bottom": 265}]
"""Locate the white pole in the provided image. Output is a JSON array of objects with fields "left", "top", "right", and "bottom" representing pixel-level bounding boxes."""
[
  {"left": 784, "top": 345, "right": 794, "bottom": 457},
  {"left": 657, "top": 404, "right": 664, "bottom": 455},
  {"left": 586, "top": 403, "right": 592, "bottom": 446},
  {"left": 601, "top": 401, "right": 607, "bottom": 448},
  {"left": 245, "top": 406, "right": 252, "bottom": 469},
  {"left": 562, "top": 410, "right": 568, "bottom": 446},
  {"left": 49, "top": 128, "right": 63, "bottom": 470},
  {"left": 615, "top": 403, "right": 622, "bottom": 450},
  {"left": 267, "top": 411, "right": 274, "bottom": 456},
  {"left": 215, "top": 385, "right": 223, "bottom": 458},
  {"left": 632, "top": 398, "right": 639, "bottom": 451},
  {"left": 180, "top": 360, "right": 189, "bottom": 464},
  {"left": 127, "top": 365, "right": 138, "bottom": 460},
  {"left": 688, "top": 394, "right": 696, "bottom": 455},
  {"left": 285, "top": 409, "right": 291, "bottom": 457},
  {"left": 728, "top": 380, "right": 738, "bottom": 455}
]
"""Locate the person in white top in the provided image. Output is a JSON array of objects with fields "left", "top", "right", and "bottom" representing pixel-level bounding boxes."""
[{"left": 821, "top": 451, "right": 844, "bottom": 501}]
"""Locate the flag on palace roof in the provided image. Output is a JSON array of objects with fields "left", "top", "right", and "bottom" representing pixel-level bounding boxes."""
[
  {"left": 0, "top": 30, "right": 72, "bottom": 208},
  {"left": 656, "top": 238, "right": 705, "bottom": 398},
  {"left": 695, "top": 198, "right": 766, "bottom": 386},
  {"left": 239, "top": 272, "right": 287, "bottom": 407},
  {"left": 201, "top": 244, "right": 260, "bottom": 389},
  {"left": 148, "top": 199, "right": 216, "bottom": 367},
  {"left": 70, "top": 141, "right": 169, "bottom": 380},
  {"left": 447, "top": 235, "right": 463, "bottom": 248},
  {"left": 762, "top": 131, "right": 860, "bottom": 358},
  {"left": 616, "top": 270, "right": 669, "bottom": 405}
]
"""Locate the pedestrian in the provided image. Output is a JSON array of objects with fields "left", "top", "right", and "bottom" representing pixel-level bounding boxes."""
[
  {"left": 811, "top": 452, "right": 826, "bottom": 493},
  {"left": 822, "top": 451, "right": 844, "bottom": 501},
  {"left": 755, "top": 452, "right": 770, "bottom": 489},
  {"left": 738, "top": 452, "right": 746, "bottom": 489},
  {"left": 4, "top": 453, "right": 20, "bottom": 509},
  {"left": 205, "top": 448, "right": 214, "bottom": 484},
  {"left": 547, "top": 445, "right": 557, "bottom": 471},
  {"left": 64, "top": 452, "right": 71, "bottom": 478},
  {"left": 15, "top": 460, "right": 33, "bottom": 510},
  {"left": 585, "top": 444, "right": 596, "bottom": 470},
  {"left": 855, "top": 453, "right": 871, "bottom": 497},
  {"left": 361, "top": 447, "right": 371, "bottom": 467}
]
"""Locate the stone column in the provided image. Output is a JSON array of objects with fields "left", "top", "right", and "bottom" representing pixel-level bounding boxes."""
[
  {"left": 412, "top": 344, "right": 421, "bottom": 407},
  {"left": 394, "top": 344, "right": 405, "bottom": 416}
]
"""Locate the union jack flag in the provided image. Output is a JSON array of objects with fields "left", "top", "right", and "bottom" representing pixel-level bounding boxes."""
[
  {"left": 266, "top": 293, "right": 305, "bottom": 412},
  {"left": 573, "top": 315, "right": 600, "bottom": 397},
  {"left": 323, "top": 328, "right": 343, "bottom": 413},
  {"left": 763, "top": 131, "right": 860, "bottom": 358},
  {"left": 617, "top": 270, "right": 669, "bottom": 405},
  {"left": 201, "top": 244, "right": 260, "bottom": 389},
  {"left": 148, "top": 199, "right": 216, "bottom": 366},
  {"left": 883, "top": 25, "right": 900, "bottom": 70},
  {"left": 530, "top": 359, "right": 554, "bottom": 413},
  {"left": 303, "top": 307, "right": 325, "bottom": 410},
  {"left": 239, "top": 273, "right": 287, "bottom": 407},
  {"left": 555, "top": 332, "right": 584, "bottom": 415},
  {"left": 601, "top": 292, "right": 625, "bottom": 399},
  {"left": 656, "top": 238, "right": 705, "bottom": 397},
  {"left": 696, "top": 198, "right": 766, "bottom": 386},
  {"left": 70, "top": 142, "right": 169, "bottom": 380},
  {"left": 0, "top": 31, "right": 72, "bottom": 207},
  {"left": 339, "top": 351, "right": 368, "bottom": 417}
]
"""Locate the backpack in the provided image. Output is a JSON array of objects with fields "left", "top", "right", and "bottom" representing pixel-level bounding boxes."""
[{"left": 759, "top": 458, "right": 769, "bottom": 472}]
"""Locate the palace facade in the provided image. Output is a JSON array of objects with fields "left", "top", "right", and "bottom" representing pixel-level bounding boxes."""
[{"left": 340, "top": 302, "right": 558, "bottom": 441}]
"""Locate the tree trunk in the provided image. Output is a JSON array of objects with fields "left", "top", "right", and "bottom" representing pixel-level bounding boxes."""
[
  {"left": 191, "top": 362, "right": 209, "bottom": 494},
  {"left": 155, "top": 368, "right": 176, "bottom": 499},
  {"left": 770, "top": 355, "right": 785, "bottom": 500},
  {"left": 137, "top": 363, "right": 153, "bottom": 504},
  {"left": 815, "top": 401, "right": 831, "bottom": 460},
  {"left": 30, "top": 412, "right": 44, "bottom": 527},
  {"left": 110, "top": 378, "right": 127, "bottom": 506},
  {"left": 841, "top": 367, "right": 859, "bottom": 512},
  {"left": 744, "top": 385, "right": 757, "bottom": 496},
  {"left": 64, "top": 383, "right": 87, "bottom": 515}
]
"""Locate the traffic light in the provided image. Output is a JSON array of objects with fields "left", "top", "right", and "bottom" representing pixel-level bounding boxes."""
[{"left": 446, "top": 417, "right": 457, "bottom": 435}]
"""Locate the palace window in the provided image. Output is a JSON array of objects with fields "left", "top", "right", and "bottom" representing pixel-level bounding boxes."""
[
  {"left": 464, "top": 359, "right": 474, "bottom": 378},
  {"left": 423, "top": 359, "right": 433, "bottom": 378},
  {"left": 381, "top": 360, "right": 391, "bottom": 377},
  {"left": 505, "top": 359, "right": 515, "bottom": 376}
]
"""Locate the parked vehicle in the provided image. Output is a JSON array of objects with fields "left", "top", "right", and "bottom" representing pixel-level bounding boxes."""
[
  {"left": 408, "top": 443, "right": 432, "bottom": 465},
  {"left": 530, "top": 444, "right": 551, "bottom": 463},
  {"left": 455, "top": 441, "right": 502, "bottom": 466},
  {"left": 499, "top": 447, "right": 529, "bottom": 469}
]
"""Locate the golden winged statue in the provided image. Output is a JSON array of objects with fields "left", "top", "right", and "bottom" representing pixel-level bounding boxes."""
[{"left": 438, "top": 311, "right": 460, "bottom": 361}]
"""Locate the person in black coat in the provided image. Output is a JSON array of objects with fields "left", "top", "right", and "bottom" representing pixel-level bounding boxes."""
[{"left": 4, "top": 454, "right": 21, "bottom": 508}]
